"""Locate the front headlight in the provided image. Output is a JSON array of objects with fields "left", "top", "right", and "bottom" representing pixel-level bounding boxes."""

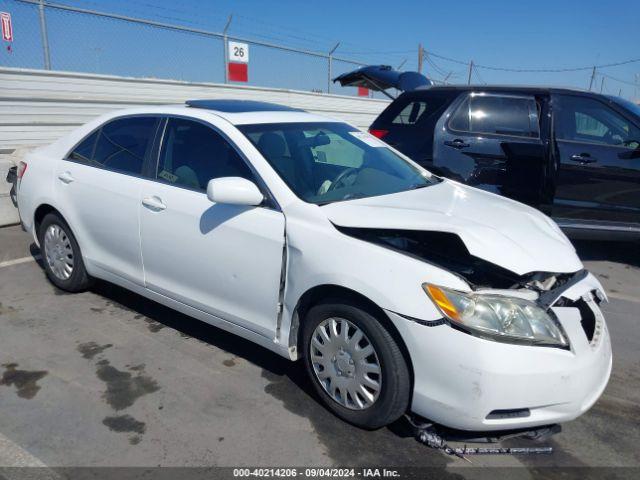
[{"left": 423, "top": 284, "right": 569, "bottom": 348}]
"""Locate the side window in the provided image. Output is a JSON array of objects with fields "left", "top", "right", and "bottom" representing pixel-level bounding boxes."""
[
  {"left": 555, "top": 95, "right": 640, "bottom": 149},
  {"left": 91, "top": 117, "right": 157, "bottom": 174},
  {"left": 449, "top": 94, "right": 540, "bottom": 138},
  {"left": 157, "top": 118, "right": 253, "bottom": 190},
  {"left": 68, "top": 130, "right": 99, "bottom": 163},
  {"left": 448, "top": 96, "right": 470, "bottom": 132}
]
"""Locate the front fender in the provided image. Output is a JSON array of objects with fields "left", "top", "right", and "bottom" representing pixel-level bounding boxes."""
[{"left": 279, "top": 213, "right": 469, "bottom": 359}]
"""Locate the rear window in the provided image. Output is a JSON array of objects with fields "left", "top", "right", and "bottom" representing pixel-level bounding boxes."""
[{"left": 376, "top": 94, "right": 450, "bottom": 128}]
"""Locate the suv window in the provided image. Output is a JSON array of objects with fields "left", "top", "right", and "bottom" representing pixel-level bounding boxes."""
[
  {"left": 379, "top": 95, "right": 450, "bottom": 127},
  {"left": 392, "top": 101, "right": 428, "bottom": 125},
  {"left": 157, "top": 118, "right": 253, "bottom": 190},
  {"left": 69, "top": 117, "right": 158, "bottom": 175},
  {"left": 449, "top": 94, "right": 540, "bottom": 138},
  {"left": 555, "top": 95, "right": 640, "bottom": 149}
]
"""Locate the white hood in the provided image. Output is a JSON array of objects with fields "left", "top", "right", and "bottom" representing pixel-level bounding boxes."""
[{"left": 322, "top": 180, "right": 582, "bottom": 276}]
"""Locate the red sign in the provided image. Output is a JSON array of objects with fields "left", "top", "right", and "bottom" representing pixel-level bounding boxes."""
[
  {"left": 357, "top": 87, "right": 369, "bottom": 97},
  {"left": 228, "top": 62, "right": 248, "bottom": 82},
  {"left": 1, "top": 12, "right": 12, "bottom": 42}
]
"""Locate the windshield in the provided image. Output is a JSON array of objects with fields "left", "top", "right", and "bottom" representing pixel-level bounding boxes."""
[{"left": 239, "top": 122, "right": 437, "bottom": 204}]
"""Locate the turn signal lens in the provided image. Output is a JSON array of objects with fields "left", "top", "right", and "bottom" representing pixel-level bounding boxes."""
[{"left": 423, "top": 284, "right": 460, "bottom": 321}]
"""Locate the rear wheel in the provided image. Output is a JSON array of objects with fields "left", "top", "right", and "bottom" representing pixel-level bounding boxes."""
[
  {"left": 38, "top": 212, "right": 92, "bottom": 292},
  {"left": 302, "top": 300, "right": 411, "bottom": 429}
]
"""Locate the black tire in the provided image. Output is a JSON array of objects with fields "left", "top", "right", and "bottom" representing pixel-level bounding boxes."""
[
  {"left": 38, "top": 212, "right": 92, "bottom": 292},
  {"left": 301, "top": 299, "right": 411, "bottom": 429}
]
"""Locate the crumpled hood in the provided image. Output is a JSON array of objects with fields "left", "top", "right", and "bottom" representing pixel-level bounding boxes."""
[{"left": 322, "top": 180, "right": 582, "bottom": 276}]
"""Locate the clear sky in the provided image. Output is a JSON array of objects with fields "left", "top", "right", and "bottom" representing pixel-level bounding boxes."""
[{"left": 2, "top": 0, "right": 639, "bottom": 100}]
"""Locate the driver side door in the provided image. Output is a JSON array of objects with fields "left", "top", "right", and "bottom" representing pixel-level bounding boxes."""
[{"left": 551, "top": 94, "right": 640, "bottom": 225}]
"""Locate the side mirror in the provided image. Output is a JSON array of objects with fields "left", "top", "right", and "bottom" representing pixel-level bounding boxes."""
[{"left": 206, "top": 177, "right": 264, "bottom": 206}]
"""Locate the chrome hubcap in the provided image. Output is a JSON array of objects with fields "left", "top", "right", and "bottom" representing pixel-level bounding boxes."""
[
  {"left": 310, "top": 317, "right": 382, "bottom": 410},
  {"left": 43, "top": 224, "right": 74, "bottom": 280}
]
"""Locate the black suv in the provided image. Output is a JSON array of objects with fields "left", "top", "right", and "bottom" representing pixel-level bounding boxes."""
[{"left": 335, "top": 67, "right": 640, "bottom": 238}]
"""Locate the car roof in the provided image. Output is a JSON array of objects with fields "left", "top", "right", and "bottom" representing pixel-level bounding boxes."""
[
  {"left": 96, "top": 101, "right": 337, "bottom": 126},
  {"left": 413, "top": 84, "right": 595, "bottom": 96},
  {"left": 186, "top": 99, "right": 305, "bottom": 113}
]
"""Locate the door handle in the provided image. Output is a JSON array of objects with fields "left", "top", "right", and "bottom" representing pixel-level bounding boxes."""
[
  {"left": 569, "top": 153, "right": 597, "bottom": 164},
  {"left": 142, "top": 196, "right": 166, "bottom": 211},
  {"left": 444, "top": 139, "right": 470, "bottom": 149},
  {"left": 57, "top": 171, "right": 74, "bottom": 184}
]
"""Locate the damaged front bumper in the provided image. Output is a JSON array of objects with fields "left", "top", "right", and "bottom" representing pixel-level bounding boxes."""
[{"left": 386, "top": 272, "right": 612, "bottom": 431}]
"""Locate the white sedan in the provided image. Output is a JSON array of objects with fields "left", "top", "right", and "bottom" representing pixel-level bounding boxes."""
[{"left": 16, "top": 100, "right": 612, "bottom": 431}]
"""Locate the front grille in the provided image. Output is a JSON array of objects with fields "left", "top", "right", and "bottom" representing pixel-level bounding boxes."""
[{"left": 555, "top": 290, "right": 604, "bottom": 346}]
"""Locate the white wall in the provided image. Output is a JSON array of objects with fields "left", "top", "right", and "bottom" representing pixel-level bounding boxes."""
[{"left": 0, "top": 67, "right": 389, "bottom": 151}]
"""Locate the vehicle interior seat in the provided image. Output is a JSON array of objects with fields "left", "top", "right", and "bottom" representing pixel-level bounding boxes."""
[{"left": 257, "top": 133, "right": 294, "bottom": 180}]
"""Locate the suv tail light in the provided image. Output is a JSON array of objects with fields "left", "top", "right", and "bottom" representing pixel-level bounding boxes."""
[
  {"left": 17, "top": 161, "right": 28, "bottom": 179},
  {"left": 368, "top": 128, "right": 388, "bottom": 139}
]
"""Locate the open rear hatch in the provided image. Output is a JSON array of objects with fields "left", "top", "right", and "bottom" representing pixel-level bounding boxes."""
[{"left": 333, "top": 65, "right": 431, "bottom": 99}]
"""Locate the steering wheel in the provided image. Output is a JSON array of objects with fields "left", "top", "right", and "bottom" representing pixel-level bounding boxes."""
[{"left": 323, "top": 167, "right": 359, "bottom": 194}]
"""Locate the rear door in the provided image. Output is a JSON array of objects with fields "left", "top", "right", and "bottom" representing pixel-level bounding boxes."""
[
  {"left": 56, "top": 115, "right": 160, "bottom": 285},
  {"left": 551, "top": 93, "right": 640, "bottom": 226},
  {"left": 433, "top": 92, "right": 546, "bottom": 206},
  {"left": 369, "top": 91, "right": 455, "bottom": 167}
]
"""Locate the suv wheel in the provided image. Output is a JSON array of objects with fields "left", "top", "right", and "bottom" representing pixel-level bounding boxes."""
[
  {"left": 38, "top": 212, "right": 92, "bottom": 292},
  {"left": 302, "top": 300, "right": 411, "bottom": 429}
]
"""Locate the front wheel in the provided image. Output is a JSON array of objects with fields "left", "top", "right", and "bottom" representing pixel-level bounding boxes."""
[
  {"left": 301, "top": 300, "right": 411, "bottom": 429},
  {"left": 38, "top": 212, "right": 92, "bottom": 292}
]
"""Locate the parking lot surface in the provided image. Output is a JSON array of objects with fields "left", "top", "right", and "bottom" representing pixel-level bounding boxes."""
[{"left": 0, "top": 224, "right": 638, "bottom": 474}]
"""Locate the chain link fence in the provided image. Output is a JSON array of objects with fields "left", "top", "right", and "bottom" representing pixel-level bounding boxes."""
[{"left": 0, "top": 0, "right": 379, "bottom": 97}]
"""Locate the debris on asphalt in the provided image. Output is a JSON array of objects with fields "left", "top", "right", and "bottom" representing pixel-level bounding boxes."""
[{"left": 407, "top": 415, "right": 554, "bottom": 461}]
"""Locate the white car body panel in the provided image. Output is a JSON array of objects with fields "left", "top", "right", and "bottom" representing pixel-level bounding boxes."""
[
  {"left": 139, "top": 177, "right": 285, "bottom": 338},
  {"left": 54, "top": 161, "right": 145, "bottom": 285},
  {"left": 16, "top": 103, "right": 612, "bottom": 432}
]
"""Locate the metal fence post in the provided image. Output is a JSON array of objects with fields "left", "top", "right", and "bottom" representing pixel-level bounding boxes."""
[
  {"left": 38, "top": 0, "right": 51, "bottom": 70},
  {"left": 222, "top": 15, "right": 232, "bottom": 83},
  {"left": 327, "top": 42, "right": 340, "bottom": 94}
]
